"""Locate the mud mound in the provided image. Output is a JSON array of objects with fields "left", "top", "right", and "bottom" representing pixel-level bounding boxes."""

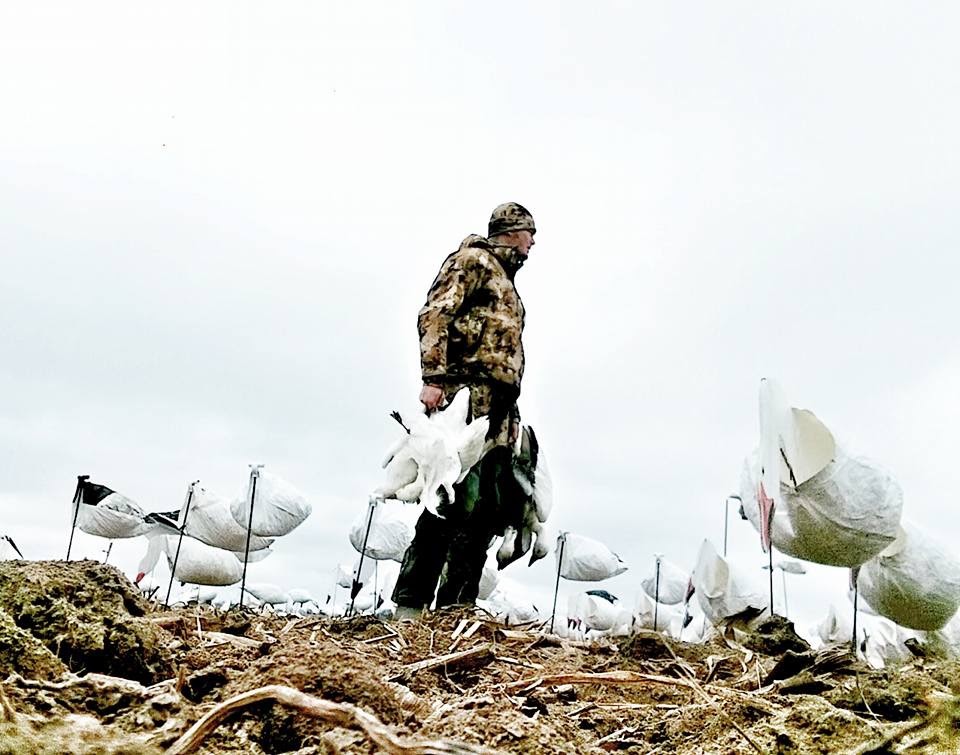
[
  {"left": 216, "top": 633, "right": 407, "bottom": 753},
  {"left": 0, "top": 714, "right": 164, "bottom": 755},
  {"left": 228, "top": 637, "right": 404, "bottom": 724},
  {"left": 825, "top": 660, "right": 957, "bottom": 722},
  {"left": 0, "top": 608, "right": 66, "bottom": 680},
  {"left": 0, "top": 560, "right": 175, "bottom": 684},
  {"left": 0, "top": 670, "right": 182, "bottom": 755}
]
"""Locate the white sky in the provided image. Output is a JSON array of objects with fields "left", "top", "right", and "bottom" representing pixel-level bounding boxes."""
[{"left": 2, "top": 2, "right": 959, "bottom": 635}]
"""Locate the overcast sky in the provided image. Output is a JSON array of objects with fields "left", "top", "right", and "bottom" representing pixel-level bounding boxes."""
[{"left": 2, "top": 3, "right": 959, "bottom": 636}]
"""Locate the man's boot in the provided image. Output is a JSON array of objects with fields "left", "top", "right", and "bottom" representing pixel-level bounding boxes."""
[{"left": 394, "top": 605, "right": 422, "bottom": 622}]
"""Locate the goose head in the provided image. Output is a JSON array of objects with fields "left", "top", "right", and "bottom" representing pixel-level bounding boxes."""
[
  {"left": 134, "top": 532, "right": 164, "bottom": 585},
  {"left": 757, "top": 378, "right": 836, "bottom": 553},
  {"left": 758, "top": 378, "right": 789, "bottom": 553}
]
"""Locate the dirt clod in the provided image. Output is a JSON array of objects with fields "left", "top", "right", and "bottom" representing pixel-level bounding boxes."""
[
  {"left": 741, "top": 614, "right": 811, "bottom": 656},
  {"left": 0, "top": 560, "right": 175, "bottom": 684},
  {"left": 0, "top": 608, "right": 67, "bottom": 680}
]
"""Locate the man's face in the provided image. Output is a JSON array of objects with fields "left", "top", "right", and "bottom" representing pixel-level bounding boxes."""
[{"left": 512, "top": 230, "right": 536, "bottom": 258}]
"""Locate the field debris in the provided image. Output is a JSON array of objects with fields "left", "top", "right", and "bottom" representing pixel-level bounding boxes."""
[{"left": 1, "top": 560, "right": 959, "bottom": 753}]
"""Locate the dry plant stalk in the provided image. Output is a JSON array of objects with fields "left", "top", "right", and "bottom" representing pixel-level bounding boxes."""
[
  {"left": 859, "top": 694, "right": 960, "bottom": 754},
  {"left": 504, "top": 669, "right": 763, "bottom": 754},
  {"left": 0, "top": 683, "right": 16, "bottom": 723},
  {"left": 661, "top": 633, "right": 764, "bottom": 754},
  {"left": 165, "top": 684, "right": 500, "bottom": 755},
  {"left": 391, "top": 644, "right": 494, "bottom": 680},
  {"left": 503, "top": 669, "right": 694, "bottom": 694}
]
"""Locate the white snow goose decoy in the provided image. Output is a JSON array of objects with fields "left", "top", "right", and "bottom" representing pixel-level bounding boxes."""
[
  {"left": 72, "top": 478, "right": 153, "bottom": 540},
  {"left": 739, "top": 378, "right": 902, "bottom": 567},
  {"left": 134, "top": 532, "right": 245, "bottom": 587}
]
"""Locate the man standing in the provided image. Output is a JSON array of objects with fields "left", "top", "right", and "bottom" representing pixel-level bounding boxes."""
[{"left": 392, "top": 202, "right": 537, "bottom": 618}]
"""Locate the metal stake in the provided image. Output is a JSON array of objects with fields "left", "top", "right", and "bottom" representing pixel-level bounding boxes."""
[
  {"left": 103, "top": 542, "right": 113, "bottom": 564},
  {"left": 349, "top": 497, "right": 378, "bottom": 617},
  {"left": 851, "top": 567, "right": 860, "bottom": 655},
  {"left": 781, "top": 568, "right": 789, "bottom": 617},
  {"left": 66, "top": 475, "right": 89, "bottom": 561},
  {"left": 724, "top": 497, "right": 730, "bottom": 558},
  {"left": 164, "top": 481, "right": 199, "bottom": 609},
  {"left": 768, "top": 546, "right": 775, "bottom": 617},
  {"left": 239, "top": 465, "right": 263, "bottom": 609},
  {"left": 549, "top": 532, "right": 567, "bottom": 634},
  {"left": 764, "top": 501, "right": 775, "bottom": 616},
  {"left": 653, "top": 557, "right": 662, "bottom": 631}
]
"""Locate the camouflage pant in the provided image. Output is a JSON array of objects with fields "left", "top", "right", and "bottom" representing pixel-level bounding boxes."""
[
  {"left": 392, "top": 445, "right": 513, "bottom": 609},
  {"left": 438, "top": 381, "right": 518, "bottom": 447}
]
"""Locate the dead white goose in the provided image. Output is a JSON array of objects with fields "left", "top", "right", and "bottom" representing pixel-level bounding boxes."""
[
  {"left": 496, "top": 425, "right": 555, "bottom": 568},
  {"left": 376, "top": 389, "right": 490, "bottom": 514}
]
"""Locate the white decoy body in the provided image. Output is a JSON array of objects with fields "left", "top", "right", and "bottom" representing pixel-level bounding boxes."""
[
  {"left": 740, "top": 379, "right": 902, "bottom": 567},
  {"left": 555, "top": 532, "right": 628, "bottom": 581},
  {"left": 288, "top": 588, "right": 314, "bottom": 605},
  {"left": 348, "top": 499, "right": 421, "bottom": 562},
  {"left": 689, "top": 540, "right": 767, "bottom": 628},
  {"left": 335, "top": 563, "right": 354, "bottom": 590},
  {"left": 180, "top": 586, "right": 221, "bottom": 605},
  {"left": 230, "top": 546, "right": 273, "bottom": 564},
  {"left": 857, "top": 522, "right": 960, "bottom": 631},
  {"left": 640, "top": 556, "right": 689, "bottom": 606},
  {"left": 149, "top": 484, "right": 275, "bottom": 554},
  {"left": 230, "top": 469, "right": 312, "bottom": 538},
  {"left": 287, "top": 588, "right": 322, "bottom": 615},
  {"left": 478, "top": 577, "right": 539, "bottom": 625},
  {"left": 242, "top": 583, "right": 291, "bottom": 610},
  {"left": 567, "top": 591, "right": 632, "bottom": 636},
  {"left": 74, "top": 483, "right": 154, "bottom": 540},
  {"left": 814, "top": 604, "right": 854, "bottom": 647},
  {"left": 135, "top": 532, "right": 244, "bottom": 587}
]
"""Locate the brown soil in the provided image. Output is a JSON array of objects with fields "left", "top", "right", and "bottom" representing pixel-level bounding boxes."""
[
  {"left": 1, "top": 561, "right": 959, "bottom": 754},
  {"left": 0, "top": 560, "right": 174, "bottom": 684}
]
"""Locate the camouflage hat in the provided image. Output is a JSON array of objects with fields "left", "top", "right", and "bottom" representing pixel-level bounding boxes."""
[{"left": 488, "top": 202, "right": 536, "bottom": 238}]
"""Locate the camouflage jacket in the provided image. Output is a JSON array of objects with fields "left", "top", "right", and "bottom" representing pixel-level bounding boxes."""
[{"left": 419, "top": 234, "right": 526, "bottom": 392}]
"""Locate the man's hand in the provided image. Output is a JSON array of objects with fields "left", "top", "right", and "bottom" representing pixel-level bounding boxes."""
[
  {"left": 420, "top": 384, "right": 444, "bottom": 413},
  {"left": 509, "top": 420, "right": 520, "bottom": 445}
]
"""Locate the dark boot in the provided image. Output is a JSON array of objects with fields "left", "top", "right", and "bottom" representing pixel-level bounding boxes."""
[{"left": 392, "top": 509, "right": 451, "bottom": 610}]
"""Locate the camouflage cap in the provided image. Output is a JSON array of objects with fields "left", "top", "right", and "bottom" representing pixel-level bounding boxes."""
[{"left": 488, "top": 202, "right": 536, "bottom": 238}]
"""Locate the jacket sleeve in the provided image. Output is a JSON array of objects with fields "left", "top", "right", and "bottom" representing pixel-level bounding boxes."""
[{"left": 418, "top": 250, "right": 486, "bottom": 382}]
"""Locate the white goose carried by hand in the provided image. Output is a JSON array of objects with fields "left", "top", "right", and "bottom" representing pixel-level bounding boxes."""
[{"left": 376, "top": 389, "right": 490, "bottom": 515}]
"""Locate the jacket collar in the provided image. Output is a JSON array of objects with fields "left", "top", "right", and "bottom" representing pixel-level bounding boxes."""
[{"left": 461, "top": 234, "right": 525, "bottom": 277}]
